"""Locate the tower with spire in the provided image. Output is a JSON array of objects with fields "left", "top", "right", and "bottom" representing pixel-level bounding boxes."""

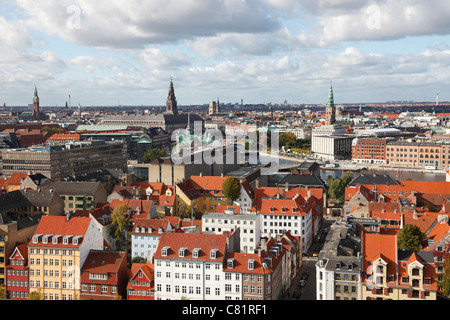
[
  {"left": 166, "top": 78, "right": 178, "bottom": 115},
  {"left": 325, "top": 82, "right": 336, "bottom": 125},
  {"left": 33, "top": 86, "right": 40, "bottom": 121}
]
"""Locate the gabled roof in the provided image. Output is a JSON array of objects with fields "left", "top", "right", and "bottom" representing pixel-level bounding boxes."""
[
  {"left": 129, "top": 262, "right": 154, "bottom": 286},
  {"left": 80, "top": 250, "right": 127, "bottom": 285},
  {"left": 9, "top": 243, "right": 28, "bottom": 261}
]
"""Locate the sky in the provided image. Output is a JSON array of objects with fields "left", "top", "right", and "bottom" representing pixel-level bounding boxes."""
[{"left": 1, "top": 0, "right": 450, "bottom": 107}]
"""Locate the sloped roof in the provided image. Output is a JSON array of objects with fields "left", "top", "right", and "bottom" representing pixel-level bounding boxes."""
[{"left": 153, "top": 232, "right": 227, "bottom": 263}]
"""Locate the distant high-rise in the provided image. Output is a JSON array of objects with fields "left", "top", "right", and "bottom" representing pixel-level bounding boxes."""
[
  {"left": 65, "top": 101, "right": 69, "bottom": 117},
  {"left": 325, "top": 83, "right": 336, "bottom": 125},
  {"left": 166, "top": 78, "right": 178, "bottom": 115},
  {"left": 33, "top": 86, "right": 40, "bottom": 121}
]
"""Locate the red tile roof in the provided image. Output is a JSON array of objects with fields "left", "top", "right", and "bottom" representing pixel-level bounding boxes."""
[
  {"left": 29, "top": 216, "right": 92, "bottom": 248},
  {"left": 80, "top": 250, "right": 127, "bottom": 285},
  {"left": 153, "top": 232, "right": 227, "bottom": 262}
]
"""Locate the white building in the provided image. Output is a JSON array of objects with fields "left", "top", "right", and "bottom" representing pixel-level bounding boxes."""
[
  {"left": 311, "top": 125, "right": 354, "bottom": 160},
  {"left": 153, "top": 232, "right": 237, "bottom": 300},
  {"left": 259, "top": 194, "right": 314, "bottom": 252},
  {"left": 202, "top": 207, "right": 261, "bottom": 253},
  {"left": 131, "top": 218, "right": 176, "bottom": 260}
]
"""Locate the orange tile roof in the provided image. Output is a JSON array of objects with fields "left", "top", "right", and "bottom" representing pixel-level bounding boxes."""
[
  {"left": 362, "top": 232, "right": 398, "bottom": 280},
  {"left": 80, "top": 250, "right": 127, "bottom": 285},
  {"left": 254, "top": 186, "right": 323, "bottom": 211},
  {"left": 29, "top": 216, "right": 92, "bottom": 248},
  {"left": 128, "top": 262, "right": 155, "bottom": 292},
  {"left": 153, "top": 232, "right": 227, "bottom": 262},
  {"left": 8, "top": 173, "right": 28, "bottom": 185}
]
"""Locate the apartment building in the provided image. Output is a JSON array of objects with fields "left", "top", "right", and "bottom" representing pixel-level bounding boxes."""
[
  {"left": 176, "top": 175, "right": 254, "bottom": 215},
  {"left": 45, "top": 181, "right": 107, "bottom": 214},
  {"left": 1, "top": 140, "right": 127, "bottom": 180},
  {"left": 351, "top": 138, "right": 386, "bottom": 164},
  {"left": 202, "top": 206, "right": 260, "bottom": 253},
  {"left": 153, "top": 232, "right": 234, "bottom": 300},
  {"left": 5, "top": 243, "right": 29, "bottom": 300},
  {"left": 28, "top": 215, "right": 104, "bottom": 300},
  {"left": 361, "top": 231, "right": 437, "bottom": 300},
  {"left": 316, "top": 224, "right": 361, "bottom": 300},
  {"left": 254, "top": 187, "right": 323, "bottom": 252},
  {"left": 127, "top": 262, "right": 155, "bottom": 300},
  {"left": 80, "top": 250, "right": 128, "bottom": 300},
  {"left": 385, "top": 140, "right": 450, "bottom": 169},
  {"left": 131, "top": 218, "right": 177, "bottom": 260}
]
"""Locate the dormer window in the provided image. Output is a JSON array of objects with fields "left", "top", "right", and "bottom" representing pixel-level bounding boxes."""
[
  {"left": 193, "top": 248, "right": 201, "bottom": 258},
  {"left": 292, "top": 207, "right": 297, "bottom": 213},
  {"left": 42, "top": 234, "right": 52, "bottom": 244},
  {"left": 179, "top": 247, "right": 187, "bottom": 258},
  {"left": 270, "top": 207, "right": 275, "bottom": 212},
  {"left": 210, "top": 249, "right": 218, "bottom": 259},
  {"left": 248, "top": 259, "right": 255, "bottom": 270},
  {"left": 72, "top": 236, "right": 82, "bottom": 245},
  {"left": 33, "top": 234, "right": 43, "bottom": 244},
  {"left": 52, "top": 235, "right": 62, "bottom": 244},
  {"left": 227, "top": 258, "right": 235, "bottom": 269},
  {"left": 281, "top": 207, "right": 286, "bottom": 213},
  {"left": 63, "top": 235, "right": 73, "bottom": 245},
  {"left": 161, "top": 246, "right": 170, "bottom": 257}
]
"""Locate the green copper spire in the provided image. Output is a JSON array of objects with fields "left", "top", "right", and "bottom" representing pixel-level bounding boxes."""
[{"left": 327, "top": 81, "right": 334, "bottom": 109}]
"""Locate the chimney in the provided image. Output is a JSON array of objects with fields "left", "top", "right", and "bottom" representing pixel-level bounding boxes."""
[
  {"left": 66, "top": 212, "right": 71, "bottom": 221},
  {"left": 260, "top": 237, "right": 268, "bottom": 252}
]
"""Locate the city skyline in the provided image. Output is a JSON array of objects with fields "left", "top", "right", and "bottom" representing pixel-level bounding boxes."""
[{"left": 1, "top": 1, "right": 450, "bottom": 107}]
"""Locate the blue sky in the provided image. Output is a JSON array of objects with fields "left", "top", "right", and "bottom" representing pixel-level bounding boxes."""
[{"left": 1, "top": 0, "right": 450, "bottom": 107}]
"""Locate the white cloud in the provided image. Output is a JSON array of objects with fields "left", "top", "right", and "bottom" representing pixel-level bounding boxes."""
[{"left": 16, "top": 0, "right": 281, "bottom": 49}]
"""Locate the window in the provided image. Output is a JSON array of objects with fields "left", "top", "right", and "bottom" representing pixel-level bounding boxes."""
[
  {"left": 161, "top": 246, "right": 169, "bottom": 256},
  {"left": 192, "top": 248, "right": 200, "bottom": 258},
  {"left": 210, "top": 249, "right": 218, "bottom": 259},
  {"left": 248, "top": 259, "right": 255, "bottom": 270}
]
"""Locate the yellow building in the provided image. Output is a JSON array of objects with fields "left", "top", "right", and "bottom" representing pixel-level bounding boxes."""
[{"left": 28, "top": 215, "right": 104, "bottom": 300}]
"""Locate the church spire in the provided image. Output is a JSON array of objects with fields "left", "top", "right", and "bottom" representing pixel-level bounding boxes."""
[
  {"left": 166, "top": 78, "right": 178, "bottom": 115},
  {"left": 327, "top": 81, "right": 334, "bottom": 109},
  {"left": 325, "top": 81, "right": 336, "bottom": 125}
]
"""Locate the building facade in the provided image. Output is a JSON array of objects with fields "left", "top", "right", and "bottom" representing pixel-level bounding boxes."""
[
  {"left": 127, "top": 262, "right": 155, "bottom": 300},
  {"left": 5, "top": 243, "right": 29, "bottom": 300},
  {"left": 352, "top": 138, "right": 387, "bottom": 164},
  {"left": 80, "top": 250, "right": 128, "bottom": 300},
  {"left": 1, "top": 140, "right": 127, "bottom": 180},
  {"left": 202, "top": 207, "right": 261, "bottom": 253},
  {"left": 28, "top": 215, "right": 104, "bottom": 300}
]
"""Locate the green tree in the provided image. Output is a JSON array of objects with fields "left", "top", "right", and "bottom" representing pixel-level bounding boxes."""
[
  {"left": 222, "top": 176, "right": 241, "bottom": 205},
  {"left": 397, "top": 224, "right": 426, "bottom": 251},
  {"left": 327, "top": 177, "right": 344, "bottom": 200},
  {"left": 110, "top": 204, "right": 130, "bottom": 250},
  {"left": 340, "top": 171, "right": 354, "bottom": 187},
  {"left": 28, "top": 289, "right": 44, "bottom": 300},
  {"left": 143, "top": 148, "right": 167, "bottom": 163},
  {"left": 279, "top": 132, "right": 297, "bottom": 147},
  {"left": 439, "top": 258, "right": 450, "bottom": 296}
]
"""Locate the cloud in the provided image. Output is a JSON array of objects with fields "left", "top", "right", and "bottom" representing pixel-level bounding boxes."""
[
  {"left": 16, "top": 0, "right": 281, "bottom": 49},
  {"left": 296, "top": 1, "right": 450, "bottom": 46}
]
